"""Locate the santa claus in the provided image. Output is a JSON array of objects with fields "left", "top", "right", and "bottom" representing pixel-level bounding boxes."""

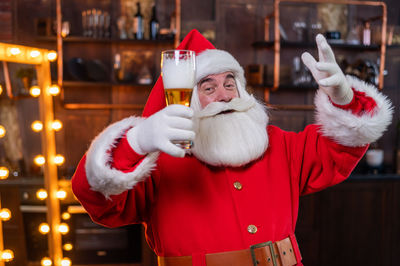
[{"left": 72, "top": 30, "right": 392, "bottom": 266}]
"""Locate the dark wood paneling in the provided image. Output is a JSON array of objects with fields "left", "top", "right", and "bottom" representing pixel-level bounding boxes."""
[
  {"left": 296, "top": 179, "right": 400, "bottom": 266},
  {"left": 0, "top": 187, "right": 28, "bottom": 266},
  {"left": 61, "top": 110, "right": 111, "bottom": 174}
]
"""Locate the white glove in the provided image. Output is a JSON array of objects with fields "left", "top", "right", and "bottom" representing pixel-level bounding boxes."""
[
  {"left": 301, "top": 34, "right": 354, "bottom": 105},
  {"left": 127, "top": 105, "right": 195, "bottom": 158}
]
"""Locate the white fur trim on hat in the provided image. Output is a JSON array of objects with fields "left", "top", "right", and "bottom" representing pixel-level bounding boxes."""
[
  {"left": 190, "top": 49, "right": 250, "bottom": 111},
  {"left": 85, "top": 116, "right": 159, "bottom": 198},
  {"left": 315, "top": 75, "right": 393, "bottom": 147}
]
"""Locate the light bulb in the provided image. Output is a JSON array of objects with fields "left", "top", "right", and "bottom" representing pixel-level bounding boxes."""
[
  {"left": 10, "top": 47, "right": 21, "bottom": 55},
  {"left": 54, "top": 155, "right": 65, "bottom": 166},
  {"left": 34, "top": 155, "right": 45, "bottom": 166},
  {"left": 36, "top": 189, "right": 48, "bottom": 200},
  {"left": 61, "top": 212, "right": 71, "bottom": 220},
  {"left": 63, "top": 243, "right": 73, "bottom": 251},
  {"left": 41, "top": 257, "right": 52, "bottom": 266},
  {"left": 0, "top": 208, "right": 11, "bottom": 221},
  {"left": 29, "top": 86, "right": 41, "bottom": 97},
  {"left": 0, "top": 167, "right": 9, "bottom": 179},
  {"left": 48, "top": 85, "right": 60, "bottom": 96},
  {"left": 0, "top": 125, "right": 5, "bottom": 138},
  {"left": 1, "top": 249, "right": 14, "bottom": 262},
  {"left": 47, "top": 51, "right": 57, "bottom": 61},
  {"left": 58, "top": 223, "right": 69, "bottom": 234},
  {"left": 30, "top": 50, "right": 41, "bottom": 58},
  {"left": 61, "top": 258, "right": 71, "bottom": 266},
  {"left": 51, "top": 120, "right": 63, "bottom": 131},
  {"left": 31, "top": 121, "right": 43, "bottom": 132},
  {"left": 56, "top": 189, "right": 67, "bottom": 200},
  {"left": 0, "top": 85, "right": 2, "bottom": 95},
  {"left": 39, "top": 223, "right": 50, "bottom": 234}
]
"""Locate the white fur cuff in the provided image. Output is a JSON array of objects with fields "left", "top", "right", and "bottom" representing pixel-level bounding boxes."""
[
  {"left": 85, "top": 116, "right": 159, "bottom": 198},
  {"left": 315, "top": 75, "right": 393, "bottom": 147}
]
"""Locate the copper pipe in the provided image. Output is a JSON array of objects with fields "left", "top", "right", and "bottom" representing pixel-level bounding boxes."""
[
  {"left": 174, "top": 0, "right": 181, "bottom": 48},
  {"left": 379, "top": 3, "right": 387, "bottom": 90},
  {"left": 56, "top": 0, "right": 63, "bottom": 86},
  {"left": 2, "top": 62, "right": 14, "bottom": 99},
  {"left": 273, "top": 0, "right": 280, "bottom": 92}
]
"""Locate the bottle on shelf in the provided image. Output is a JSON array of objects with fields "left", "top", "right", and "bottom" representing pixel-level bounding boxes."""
[
  {"left": 133, "top": 2, "right": 144, "bottom": 40},
  {"left": 149, "top": 4, "right": 159, "bottom": 40},
  {"left": 113, "top": 53, "right": 122, "bottom": 82},
  {"left": 362, "top": 21, "right": 371, "bottom": 45}
]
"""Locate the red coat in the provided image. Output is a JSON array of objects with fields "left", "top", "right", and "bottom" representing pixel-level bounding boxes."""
[
  {"left": 72, "top": 79, "right": 392, "bottom": 265},
  {"left": 73, "top": 124, "right": 366, "bottom": 254}
]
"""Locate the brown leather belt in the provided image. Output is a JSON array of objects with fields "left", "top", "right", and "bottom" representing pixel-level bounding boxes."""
[{"left": 158, "top": 236, "right": 301, "bottom": 266}]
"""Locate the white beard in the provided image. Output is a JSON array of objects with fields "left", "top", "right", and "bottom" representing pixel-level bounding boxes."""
[{"left": 191, "top": 96, "right": 269, "bottom": 167}]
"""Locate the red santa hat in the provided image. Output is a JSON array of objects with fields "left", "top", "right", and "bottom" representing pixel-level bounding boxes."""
[{"left": 142, "top": 29, "right": 249, "bottom": 116}]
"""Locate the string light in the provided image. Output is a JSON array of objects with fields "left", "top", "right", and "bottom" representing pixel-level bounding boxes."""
[
  {"left": 56, "top": 189, "right": 67, "bottom": 200},
  {"left": 48, "top": 85, "right": 60, "bottom": 96},
  {"left": 9, "top": 47, "right": 21, "bottom": 56},
  {"left": 36, "top": 189, "right": 48, "bottom": 200},
  {"left": 47, "top": 51, "right": 57, "bottom": 61},
  {"left": 29, "top": 86, "right": 41, "bottom": 97},
  {"left": 31, "top": 121, "right": 43, "bottom": 132},
  {"left": 0, "top": 85, "right": 2, "bottom": 95},
  {"left": 51, "top": 120, "right": 63, "bottom": 131},
  {"left": 30, "top": 50, "right": 41, "bottom": 58},
  {"left": 61, "top": 212, "right": 71, "bottom": 220},
  {"left": 41, "top": 257, "right": 52, "bottom": 266},
  {"left": 0, "top": 167, "right": 9, "bottom": 179},
  {"left": 53, "top": 155, "right": 65, "bottom": 166},
  {"left": 58, "top": 223, "right": 69, "bottom": 235},
  {"left": 1, "top": 249, "right": 14, "bottom": 262},
  {"left": 34, "top": 155, "right": 45, "bottom": 166},
  {"left": 0, "top": 125, "right": 5, "bottom": 138},
  {"left": 38, "top": 223, "right": 50, "bottom": 234},
  {"left": 63, "top": 243, "right": 73, "bottom": 251},
  {"left": 61, "top": 258, "right": 71, "bottom": 266},
  {"left": 0, "top": 208, "right": 11, "bottom": 221}
]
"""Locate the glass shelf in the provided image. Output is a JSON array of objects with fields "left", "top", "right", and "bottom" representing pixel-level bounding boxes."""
[
  {"left": 36, "top": 36, "right": 174, "bottom": 44},
  {"left": 252, "top": 40, "right": 388, "bottom": 51}
]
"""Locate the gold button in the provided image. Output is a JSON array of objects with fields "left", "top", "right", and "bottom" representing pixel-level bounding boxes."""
[
  {"left": 233, "top": 181, "right": 243, "bottom": 190},
  {"left": 247, "top": 224, "right": 257, "bottom": 234}
]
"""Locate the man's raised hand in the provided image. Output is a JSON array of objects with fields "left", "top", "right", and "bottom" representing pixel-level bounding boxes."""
[{"left": 301, "top": 34, "right": 353, "bottom": 105}]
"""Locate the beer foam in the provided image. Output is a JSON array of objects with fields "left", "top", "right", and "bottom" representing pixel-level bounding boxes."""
[{"left": 162, "top": 58, "right": 195, "bottom": 89}]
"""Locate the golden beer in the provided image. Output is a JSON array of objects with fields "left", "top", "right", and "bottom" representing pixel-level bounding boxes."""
[
  {"left": 161, "top": 50, "right": 196, "bottom": 150},
  {"left": 165, "top": 88, "right": 193, "bottom": 107}
]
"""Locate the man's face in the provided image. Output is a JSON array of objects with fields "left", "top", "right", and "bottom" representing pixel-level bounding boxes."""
[{"left": 197, "top": 71, "right": 239, "bottom": 109}]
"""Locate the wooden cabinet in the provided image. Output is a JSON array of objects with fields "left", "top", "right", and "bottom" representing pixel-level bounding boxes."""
[{"left": 296, "top": 175, "right": 400, "bottom": 266}]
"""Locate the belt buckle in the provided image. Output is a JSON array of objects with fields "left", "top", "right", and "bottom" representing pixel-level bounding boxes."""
[{"left": 250, "top": 241, "right": 277, "bottom": 266}]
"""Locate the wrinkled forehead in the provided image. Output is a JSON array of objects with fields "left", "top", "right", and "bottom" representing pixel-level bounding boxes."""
[{"left": 198, "top": 71, "right": 236, "bottom": 85}]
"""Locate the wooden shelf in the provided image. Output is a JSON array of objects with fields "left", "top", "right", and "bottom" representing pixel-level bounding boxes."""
[
  {"left": 36, "top": 36, "right": 174, "bottom": 45},
  {"left": 62, "top": 80, "right": 153, "bottom": 88},
  {"left": 252, "top": 83, "right": 318, "bottom": 91},
  {"left": 252, "top": 40, "right": 390, "bottom": 51}
]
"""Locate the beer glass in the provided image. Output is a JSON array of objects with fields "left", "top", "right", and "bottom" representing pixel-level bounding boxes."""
[{"left": 161, "top": 50, "right": 196, "bottom": 149}]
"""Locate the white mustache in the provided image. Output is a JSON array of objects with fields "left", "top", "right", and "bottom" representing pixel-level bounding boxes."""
[{"left": 194, "top": 97, "right": 257, "bottom": 118}]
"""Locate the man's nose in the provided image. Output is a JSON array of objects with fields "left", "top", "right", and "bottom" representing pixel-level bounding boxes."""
[{"left": 215, "top": 86, "right": 232, "bottom": 102}]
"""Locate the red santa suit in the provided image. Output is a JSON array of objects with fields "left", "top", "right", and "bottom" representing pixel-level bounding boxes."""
[{"left": 71, "top": 30, "right": 393, "bottom": 266}]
